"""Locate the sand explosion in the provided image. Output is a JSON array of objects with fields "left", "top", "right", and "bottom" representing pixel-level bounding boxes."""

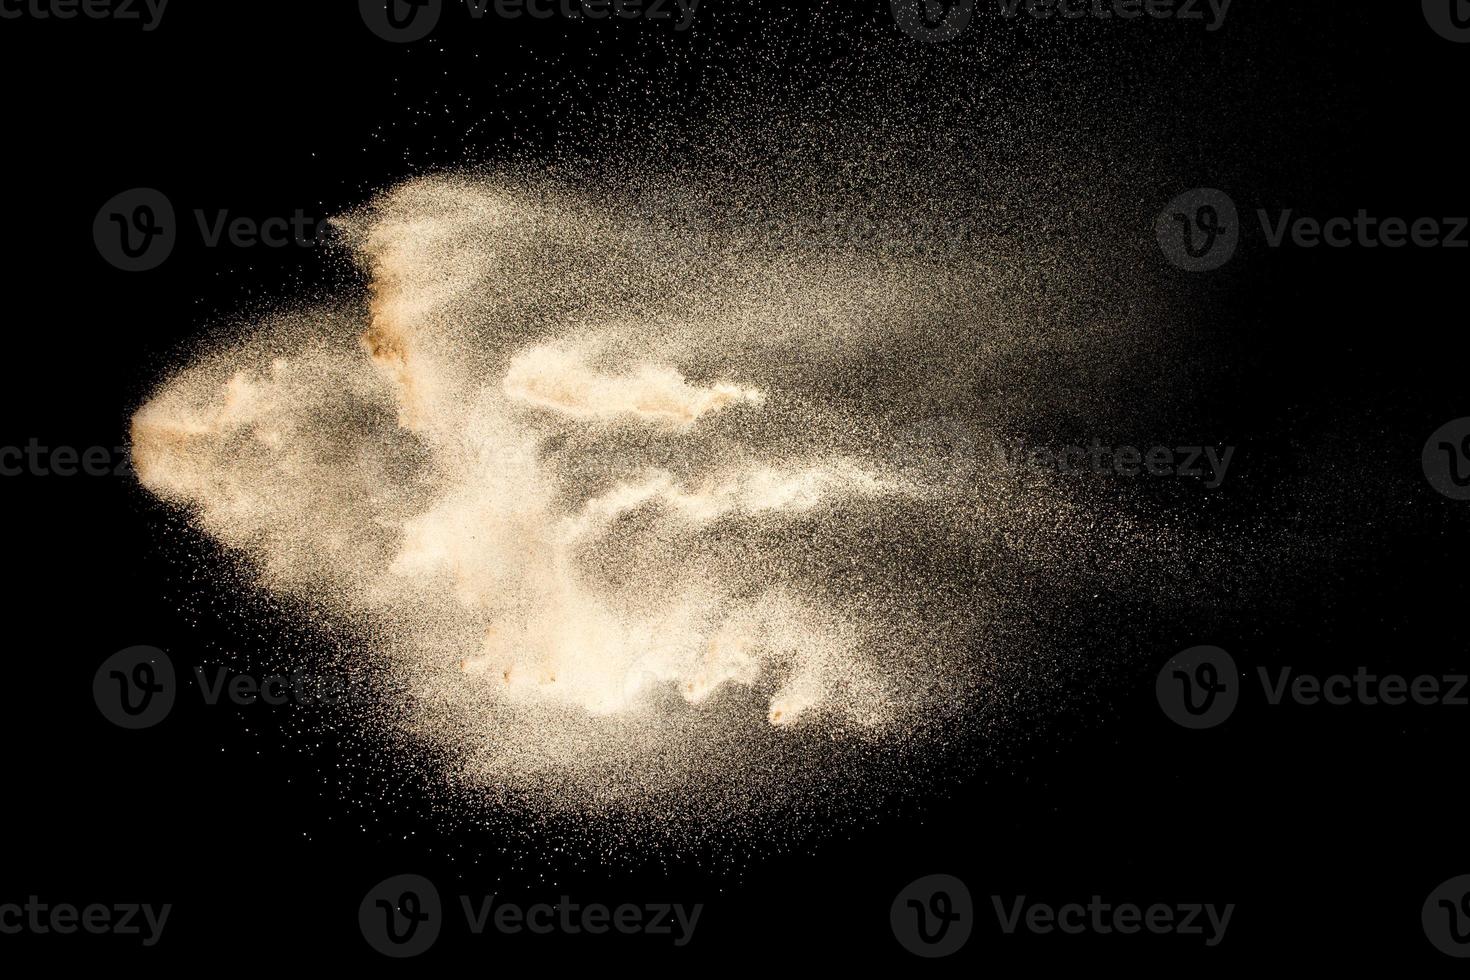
[{"left": 129, "top": 171, "right": 1191, "bottom": 832}]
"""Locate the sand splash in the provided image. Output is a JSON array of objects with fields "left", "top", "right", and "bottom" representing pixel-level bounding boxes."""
[{"left": 129, "top": 171, "right": 1191, "bottom": 831}]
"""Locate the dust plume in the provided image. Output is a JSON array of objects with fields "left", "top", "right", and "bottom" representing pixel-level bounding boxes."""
[{"left": 129, "top": 166, "right": 1206, "bottom": 839}]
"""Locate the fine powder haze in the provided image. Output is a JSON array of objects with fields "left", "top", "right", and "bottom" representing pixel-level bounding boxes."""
[{"left": 129, "top": 171, "right": 1207, "bottom": 836}]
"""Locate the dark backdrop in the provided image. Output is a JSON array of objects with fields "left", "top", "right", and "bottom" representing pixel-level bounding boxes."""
[{"left": 1, "top": 0, "right": 1466, "bottom": 969}]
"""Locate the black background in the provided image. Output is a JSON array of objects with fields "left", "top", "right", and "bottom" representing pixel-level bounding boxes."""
[{"left": 2, "top": 0, "right": 1467, "bottom": 968}]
